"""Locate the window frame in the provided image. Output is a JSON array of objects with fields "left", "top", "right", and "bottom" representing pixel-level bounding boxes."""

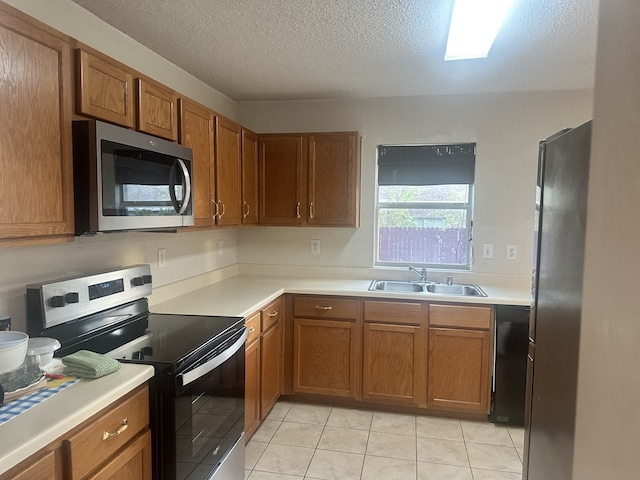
[{"left": 374, "top": 145, "right": 475, "bottom": 270}]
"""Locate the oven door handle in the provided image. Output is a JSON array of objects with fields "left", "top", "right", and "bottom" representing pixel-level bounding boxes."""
[{"left": 177, "top": 328, "right": 247, "bottom": 387}]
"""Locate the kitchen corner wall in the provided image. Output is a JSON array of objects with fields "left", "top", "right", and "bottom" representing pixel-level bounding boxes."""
[{"left": 236, "top": 90, "right": 594, "bottom": 275}]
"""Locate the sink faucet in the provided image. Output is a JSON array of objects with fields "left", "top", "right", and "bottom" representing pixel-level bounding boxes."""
[{"left": 408, "top": 266, "right": 427, "bottom": 282}]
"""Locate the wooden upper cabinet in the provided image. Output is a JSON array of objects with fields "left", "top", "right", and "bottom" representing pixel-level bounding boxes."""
[
  {"left": 215, "top": 116, "right": 242, "bottom": 225},
  {"left": 241, "top": 129, "right": 259, "bottom": 225},
  {"left": 76, "top": 49, "right": 135, "bottom": 128},
  {"left": 258, "top": 132, "right": 360, "bottom": 226},
  {"left": 137, "top": 78, "right": 178, "bottom": 141},
  {"left": 259, "top": 135, "right": 306, "bottom": 225},
  {"left": 0, "top": 5, "right": 74, "bottom": 245},
  {"left": 178, "top": 98, "right": 215, "bottom": 227},
  {"left": 308, "top": 133, "right": 359, "bottom": 227}
]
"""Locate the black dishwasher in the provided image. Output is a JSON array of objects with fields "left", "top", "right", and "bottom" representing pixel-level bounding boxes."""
[{"left": 490, "top": 305, "right": 530, "bottom": 426}]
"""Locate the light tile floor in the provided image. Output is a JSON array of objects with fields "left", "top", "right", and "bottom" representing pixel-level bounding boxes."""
[{"left": 245, "top": 401, "right": 524, "bottom": 480}]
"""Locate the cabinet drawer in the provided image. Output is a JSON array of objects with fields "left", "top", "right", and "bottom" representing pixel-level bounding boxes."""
[
  {"left": 364, "top": 300, "right": 422, "bottom": 325},
  {"left": 428, "top": 304, "right": 492, "bottom": 330},
  {"left": 65, "top": 386, "right": 149, "bottom": 480},
  {"left": 295, "top": 296, "right": 358, "bottom": 319},
  {"left": 246, "top": 311, "right": 261, "bottom": 345},
  {"left": 262, "top": 297, "right": 283, "bottom": 331}
]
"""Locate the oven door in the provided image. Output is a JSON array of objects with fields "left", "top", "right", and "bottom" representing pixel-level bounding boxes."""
[{"left": 173, "top": 328, "right": 247, "bottom": 480}]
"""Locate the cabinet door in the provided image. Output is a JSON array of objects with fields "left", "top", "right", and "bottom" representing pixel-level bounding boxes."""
[
  {"left": 137, "top": 78, "right": 178, "bottom": 141},
  {"left": 293, "top": 318, "right": 357, "bottom": 398},
  {"left": 363, "top": 322, "right": 421, "bottom": 405},
  {"left": 0, "top": 450, "right": 58, "bottom": 480},
  {"left": 308, "top": 133, "right": 359, "bottom": 226},
  {"left": 241, "top": 129, "right": 259, "bottom": 224},
  {"left": 259, "top": 135, "right": 306, "bottom": 224},
  {"left": 427, "top": 327, "right": 491, "bottom": 413},
  {"left": 245, "top": 337, "right": 261, "bottom": 441},
  {"left": 178, "top": 98, "right": 215, "bottom": 227},
  {"left": 260, "top": 319, "right": 282, "bottom": 418},
  {"left": 215, "top": 116, "right": 242, "bottom": 225},
  {"left": 0, "top": 7, "right": 74, "bottom": 244},
  {"left": 76, "top": 49, "right": 135, "bottom": 128},
  {"left": 86, "top": 430, "right": 152, "bottom": 480}
]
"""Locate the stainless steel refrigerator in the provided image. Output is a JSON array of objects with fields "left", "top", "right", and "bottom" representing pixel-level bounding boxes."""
[{"left": 524, "top": 120, "right": 592, "bottom": 480}]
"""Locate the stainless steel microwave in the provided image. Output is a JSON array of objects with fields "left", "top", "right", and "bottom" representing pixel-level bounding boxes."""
[{"left": 72, "top": 120, "right": 194, "bottom": 234}]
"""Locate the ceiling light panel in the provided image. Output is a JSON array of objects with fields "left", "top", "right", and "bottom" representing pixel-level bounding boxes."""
[{"left": 445, "top": 0, "right": 513, "bottom": 61}]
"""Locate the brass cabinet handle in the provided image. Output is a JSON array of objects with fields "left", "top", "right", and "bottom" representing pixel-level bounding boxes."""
[
  {"left": 101, "top": 418, "right": 128, "bottom": 441},
  {"left": 266, "top": 311, "right": 279, "bottom": 317},
  {"left": 211, "top": 200, "right": 219, "bottom": 219},
  {"left": 248, "top": 326, "right": 256, "bottom": 333},
  {"left": 243, "top": 201, "right": 250, "bottom": 218},
  {"left": 296, "top": 202, "right": 301, "bottom": 219},
  {"left": 219, "top": 201, "right": 225, "bottom": 217},
  {"left": 315, "top": 305, "right": 333, "bottom": 311},
  {"left": 309, "top": 202, "right": 314, "bottom": 219}
]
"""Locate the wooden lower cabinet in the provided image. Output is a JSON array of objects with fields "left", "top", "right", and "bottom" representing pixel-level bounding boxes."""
[
  {"left": 0, "top": 385, "right": 151, "bottom": 480},
  {"left": 363, "top": 322, "right": 422, "bottom": 405},
  {"left": 362, "top": 300, "right": 425, "bottom": 406},
  {"left": 427, "top": 303, "right": 493, "bottom": 414},
  {"left": 293, "top": 318, "right": 358, "bottom": 398},
  {"left": 244, "top": 328, "right": 262, "bottom": 441},
  {"left": 260, "top": 314, "right": 282, "bottom": 418},
  {"left": 244, "top": 297, "right": 284, "bottom": 442}
]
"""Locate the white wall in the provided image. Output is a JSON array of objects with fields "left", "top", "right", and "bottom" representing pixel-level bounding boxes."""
[
  {"left": 573, "top": 1, "right": 640, "bottom": 478},
  {"left": 237, "top": 91, "right": 593, "bottom": 279}
]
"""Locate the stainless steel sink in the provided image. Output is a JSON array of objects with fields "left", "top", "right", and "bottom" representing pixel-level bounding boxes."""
[
  {"left": 368, "top": 280, "right": 487, "bottom": 297},
  {"left": 425, "top": 283, "right": 487, "bottom": 297},
  {"left": 369, "top": 280, "right": 426, "bottom": 292}
]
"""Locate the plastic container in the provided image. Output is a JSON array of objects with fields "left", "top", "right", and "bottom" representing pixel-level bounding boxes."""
[
  {"left": 0, "top": 331, "right": 28, "bottom": 374},
  {"left": 27, "top": 337, "right": 61, "bottom": 368}
]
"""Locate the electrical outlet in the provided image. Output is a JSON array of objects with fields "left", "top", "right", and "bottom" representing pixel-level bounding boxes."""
[
  {"left": 507, "top": 244, "right": 518, "bottom": 261},
  {"left": 482, "top": 244, "right": 494, "bottom": 259},
  {"left": 157, "top": 248, "right": 166, "bottom": 268},
  {"left": 310, "top": 239, "right": 320, "bottom": 254},
  {"left": 218, "top": 239, "right": 224, "bottom": 255}
]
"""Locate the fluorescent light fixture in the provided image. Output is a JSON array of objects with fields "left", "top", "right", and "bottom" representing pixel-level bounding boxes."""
[{"left": 445, "top": 0, "right": 513, "bottom": 61}]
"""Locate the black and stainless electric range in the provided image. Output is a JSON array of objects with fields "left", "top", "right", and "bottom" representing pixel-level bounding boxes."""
[{"left": 25, "top": 265, "right": 246, "bottom": 480}]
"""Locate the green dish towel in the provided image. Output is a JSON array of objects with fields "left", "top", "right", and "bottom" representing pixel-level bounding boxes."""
[{"left": 62, "top": 350, "right": 121, "bottom": 379}]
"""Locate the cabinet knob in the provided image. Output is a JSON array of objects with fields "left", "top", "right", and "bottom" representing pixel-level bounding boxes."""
[{"left": 248, "top": 327, "right": 256, "bottom": 333}]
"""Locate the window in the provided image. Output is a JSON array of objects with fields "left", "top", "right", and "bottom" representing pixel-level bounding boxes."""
[{"left": 376, "top": 143, "right": 475, "bottom": 269}]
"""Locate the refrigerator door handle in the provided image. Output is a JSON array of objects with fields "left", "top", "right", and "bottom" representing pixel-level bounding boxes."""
[{"left": 528, "top": 341, "right": 535, "bottom": 361}]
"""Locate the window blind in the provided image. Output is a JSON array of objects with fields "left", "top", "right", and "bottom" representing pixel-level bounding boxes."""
[{"left": 378, "top": 143, "right": 476, "bottom": 186}]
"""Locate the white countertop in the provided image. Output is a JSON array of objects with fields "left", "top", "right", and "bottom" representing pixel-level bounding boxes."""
[
  {"left": 151, "top": 274, "right": 530, "bottom": 317},
  {"left": 0, "top": 363, "right": 154, "bottom": 475}
]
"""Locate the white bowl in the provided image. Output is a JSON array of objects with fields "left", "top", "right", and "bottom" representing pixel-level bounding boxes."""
[
  {"left": 0, "top": 331, "right": 28, "bottom": 374},
  {"left": 27, "top": 337, "right": 61, "bottom": 368}
]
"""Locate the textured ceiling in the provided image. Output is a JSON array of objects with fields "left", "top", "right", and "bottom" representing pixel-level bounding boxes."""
[{"left": 68, "top": 0, "right": 599, "bottom": 101}]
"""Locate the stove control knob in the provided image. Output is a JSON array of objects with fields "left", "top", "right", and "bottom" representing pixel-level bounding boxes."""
[
  {"left": 143, "top": 274, "right": 153, "bottom": 284},
  {"left": 50, "top": 295, "right": 66, "bottom": 308},
  {"left": 141, "top": 346, "right": 154, "bottom": 356},
  {"left": 65, "top": 292, "right": 79, "bottom": 303},
  {"left": 132, "top": 276, "right": 145, "bottom": 287},
  {"left": 132, "top": 351, "right": 143, "bottom": 360}
]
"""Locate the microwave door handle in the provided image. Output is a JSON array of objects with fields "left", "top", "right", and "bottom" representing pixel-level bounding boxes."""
[
  {"left": 176, "top": 158, "right": 191, "bottom": 215},
  {"left": 177, "top": 328, "right": 248, "bottom": 387},
  {"left": 168, "top": 159, "right": 192, "bottom": 215}
]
